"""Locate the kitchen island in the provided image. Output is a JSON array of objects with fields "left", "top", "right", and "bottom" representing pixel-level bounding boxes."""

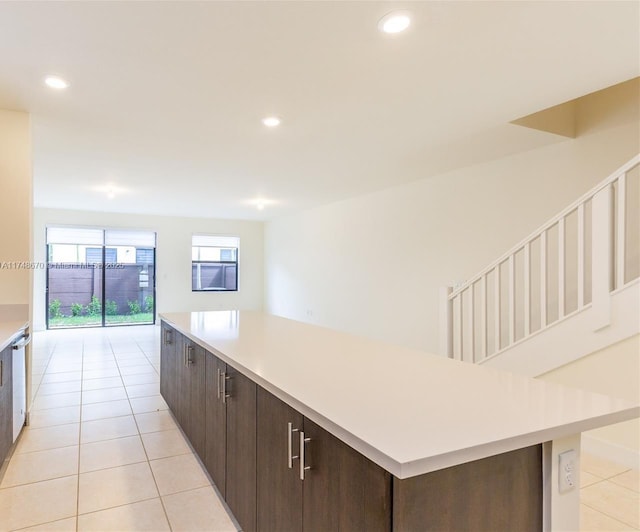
[{"left": 160, "top": 311, "right": 639, "bottom": 532}]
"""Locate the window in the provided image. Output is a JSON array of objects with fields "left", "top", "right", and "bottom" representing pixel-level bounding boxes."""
[
  {"left": 46, "top": 227, "right": 157, "bottom": 329},
  {"left": 86, "top": 247, "right": 117, "bottom": 264},
  {"left": 136, "top": 248, "right": 154, "bottom": 265},
  {"left": 192, "top": 235, "right": 239, "bottom": 291}
]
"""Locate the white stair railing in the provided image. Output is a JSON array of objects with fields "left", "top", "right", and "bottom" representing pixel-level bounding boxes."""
[{"left": 440, "top": 155, "right": 640, "bottom": 363}]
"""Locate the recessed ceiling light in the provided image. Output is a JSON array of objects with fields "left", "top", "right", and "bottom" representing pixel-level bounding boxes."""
[
  {"left": 44, "top": 76, "right": 69, "bottom": 89},
  {"left": 247, "top": 198, "right": 275, "bottom": 210},
  {"left": 378, "top": 11, "right": 411, "bottom": 34},
  {"left": 93, "top": 183, "right": 127, "bottom": 199},
  {"left": 262, "top": 116, "right": 281, "bottom": 128}
]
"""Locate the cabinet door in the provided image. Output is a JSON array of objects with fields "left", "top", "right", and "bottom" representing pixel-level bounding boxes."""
[
  {"left": 302, "top": 418, "right": 391, "bottom": 532},
  {"left": 185, "top": 341, "right": 206, "bottom": 458},
  {"left": 392, "top": 445, "right": 542, "bottom": 531},
  {"left": 0, "top": 345, "right": 13, "bottom": 464},
  {"left": 226, "top": 367, "right": 257, "bottom": 532},
  {"left": 159, "top": 323, "right": 177, "bottom": 412},
  {"left": 175, "top": 334, "right": 190, "bottom": 432},
  {"left": 204, "top": 352, "right": 226, "bottom": 495},
  {"left": 256, "top": 387, "right": 303, "bottom": 532}
]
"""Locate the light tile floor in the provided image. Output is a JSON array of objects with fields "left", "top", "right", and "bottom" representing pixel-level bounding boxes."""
[
  {"left": 0, "top": 325, "right": 237, "bottom": 531},
  {"left": 0, "top": 325, "right": 637, "bottom": 531},
  {"left": 580, "top": 453, "right": 640, "bottom": 531}
]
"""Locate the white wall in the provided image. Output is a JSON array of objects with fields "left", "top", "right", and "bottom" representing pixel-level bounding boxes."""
[
  {"left": 33, "top": 208, "right": 263, "bottom": 330},
  {"left": 539, "top": 334, "right": 640, "bottom": 464},
  {"left": 265, "top": 80, "right": 640, "bottom": 352},
  {"left": 0, "top": 109, "right": 32, "bottom": 308}
]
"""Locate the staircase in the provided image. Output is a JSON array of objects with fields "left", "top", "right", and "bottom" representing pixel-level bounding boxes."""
[{"left": 439, "top": 155, "right": 640, "bottom": 377}]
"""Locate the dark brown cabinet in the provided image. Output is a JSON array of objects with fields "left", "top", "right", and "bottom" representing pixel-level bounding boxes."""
[
  {"left": 0, "top": 343, "right": 13, "bottom": 466},
  {"left": 257, "top": 387, "right": 303, "bottom": 532},
  {"left": 302, "top": 417, "right": 391, "bottom": 532},
  {"left": 392, "top": 445, "right": 543, "bottom": 532},
  {"left": 203, "top": 352, "right": 257, "bottom": 532},
  {"left": 161, "top": 326, "right": 206, "bottom": 459},
  {"left": 176, "top": 336, "right": 206, "bottom": 458},
  {"left": 162, "top": 322, "right": 390, "bottom": 532},
  {"left": 204, "top": 352, "right": 226, "bottom": 496},
  {"left": 159, "top": 320, "right": 541, "bottom": 532},
  {"left": 174, "top": 335, "right": 188, "bottom": 429},
  {"left": 225, "top": 366, "right": 257, "bottom": 532},
  {"left": 160, "top": 323, "right": 178, "bottom": 412},
  {"left": 256, "top": 387, "right": 391, "bottom": 532}
]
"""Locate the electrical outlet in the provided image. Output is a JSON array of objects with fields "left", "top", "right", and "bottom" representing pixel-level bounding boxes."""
[{"left": 558, "top": 450, "right": 577, "bottom": 493}]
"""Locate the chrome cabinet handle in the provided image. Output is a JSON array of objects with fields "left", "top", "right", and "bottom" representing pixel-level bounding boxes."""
[
  {"left": 287, "top": 422, "right": 299, "bottom": 468},
  {"left": 163, "top": 329, "right": 172, "bottom": 346},
  {"left": 12, "top": 334, "right": 31, "bottom": 349},
  {"left": 216, "top": 368, "right": 222, "bottom": 399},
  {"left": 186, "top": 345, "right": 193, "bottom": 365},
  {"left": 299, "top": 431, "right": 311, "bottom": 480},
  {"left": 0, "top": 359, "right": 3, "bottom": 387},
  {"left": 221, "top": 371, "right": 231, "bottom": 403}
]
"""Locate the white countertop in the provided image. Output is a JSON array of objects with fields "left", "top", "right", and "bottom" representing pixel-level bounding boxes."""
[
  {"left": 0, "top": 320, "right": 28, "bottom": 352},
  {"left": 161, "top": 311, "right": 639, "bottom": 479}
]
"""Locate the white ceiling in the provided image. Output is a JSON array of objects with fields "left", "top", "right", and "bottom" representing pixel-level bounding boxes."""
[{"left": 0, "top": 1, "right": 638, "bottom": 221}]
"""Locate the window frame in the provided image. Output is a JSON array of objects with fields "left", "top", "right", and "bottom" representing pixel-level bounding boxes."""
[{"left": 191, "top": 235, "right": 239, "bottom": 292}]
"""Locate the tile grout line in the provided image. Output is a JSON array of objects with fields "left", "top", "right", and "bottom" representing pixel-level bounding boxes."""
[
  {"left": 0, "top": 328, "right": 176, "bottom": 530},
  {"left": 579, "top": 467, "right": 640, "bottom": 529},
  {"left": 579, "top": 502, "right": 640, "bottom": 530},
  {"left": 134, "top": 334, "right": 162, "bottom": 376},
  {"left": 10, "top": 334, "right": 79, "bottom": 529},
  {"left": 113, "top": 332, "right": 174, "bottom": 531},
  {"left": 29, "top": 340, "right": 58, "bottom": 407},
  {"left": 9, "top": 435, "right": 79, "bottom": 457},
  {"left": 72, "top": 494, "right": 164, "bottom": 522},
  {"left": 78, "top": 332, "right": 119, "bottom": 528},
  {"left": 0, "top": 472, "right": 78, "bottom": 491},
  {"left": 580, "top": 499, "right": 640, "bottom": 530},
  {"left": 582, "top": 469, "right": 633, "bottom": 480},
  {"left": 75, "top": 334, "right": 88, "bottom": 532},
  {"left": 30, "top": 398, "right": 82, "bottom": 413},
  {"left": 582, "top": 476, "right": 639, "bottom": 494},
  {"left": 148, "top": 326, "right": 181, "bottom": 532},
  {"left": 12, "top": 515, "right": 76, "bottom": 532},
  {"left": 133, "top": 331, "right": 175, "bottom": 531}
]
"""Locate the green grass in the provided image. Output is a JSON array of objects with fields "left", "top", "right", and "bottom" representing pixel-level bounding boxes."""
[
  {"left": 105, "top": 313, "right": 154, "bottom": 324},
  {"left": 49, "top": 313, "right": 154, "bottom": 328},
  {"left": 48, "top": 315, "right": 101, "bottom": 327}
]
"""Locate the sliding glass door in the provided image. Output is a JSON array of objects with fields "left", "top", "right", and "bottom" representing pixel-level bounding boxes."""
[
  {"left": 103, "top": 230, "right": 156, "bottom": 326},
  {"left": 46, "top": 227, "right": 156, "bottom": 329}
]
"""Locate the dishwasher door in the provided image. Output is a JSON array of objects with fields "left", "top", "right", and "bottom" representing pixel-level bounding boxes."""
[{"left": 11, "top": 332, "right": 30, "bottom": 442}]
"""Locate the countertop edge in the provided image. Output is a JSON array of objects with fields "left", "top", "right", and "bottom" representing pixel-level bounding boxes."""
[
  {"left": 397, "top": 406, "right": 640, "bottom": 478},
  {"left": 0, "top": 321, "right": 29, "bottom": 352},
  {"left": 160, "top": 314, "right": 639, "bottom": 479}
]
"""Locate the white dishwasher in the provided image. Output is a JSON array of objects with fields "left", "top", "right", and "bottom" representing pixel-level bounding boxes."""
[{"left": 11, "top": 331, "right": 30, "bottom": 441}]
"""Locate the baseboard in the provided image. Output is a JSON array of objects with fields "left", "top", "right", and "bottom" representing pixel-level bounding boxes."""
[{"left": 582, "top": 434, "right": 640, "bottom": 470}]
